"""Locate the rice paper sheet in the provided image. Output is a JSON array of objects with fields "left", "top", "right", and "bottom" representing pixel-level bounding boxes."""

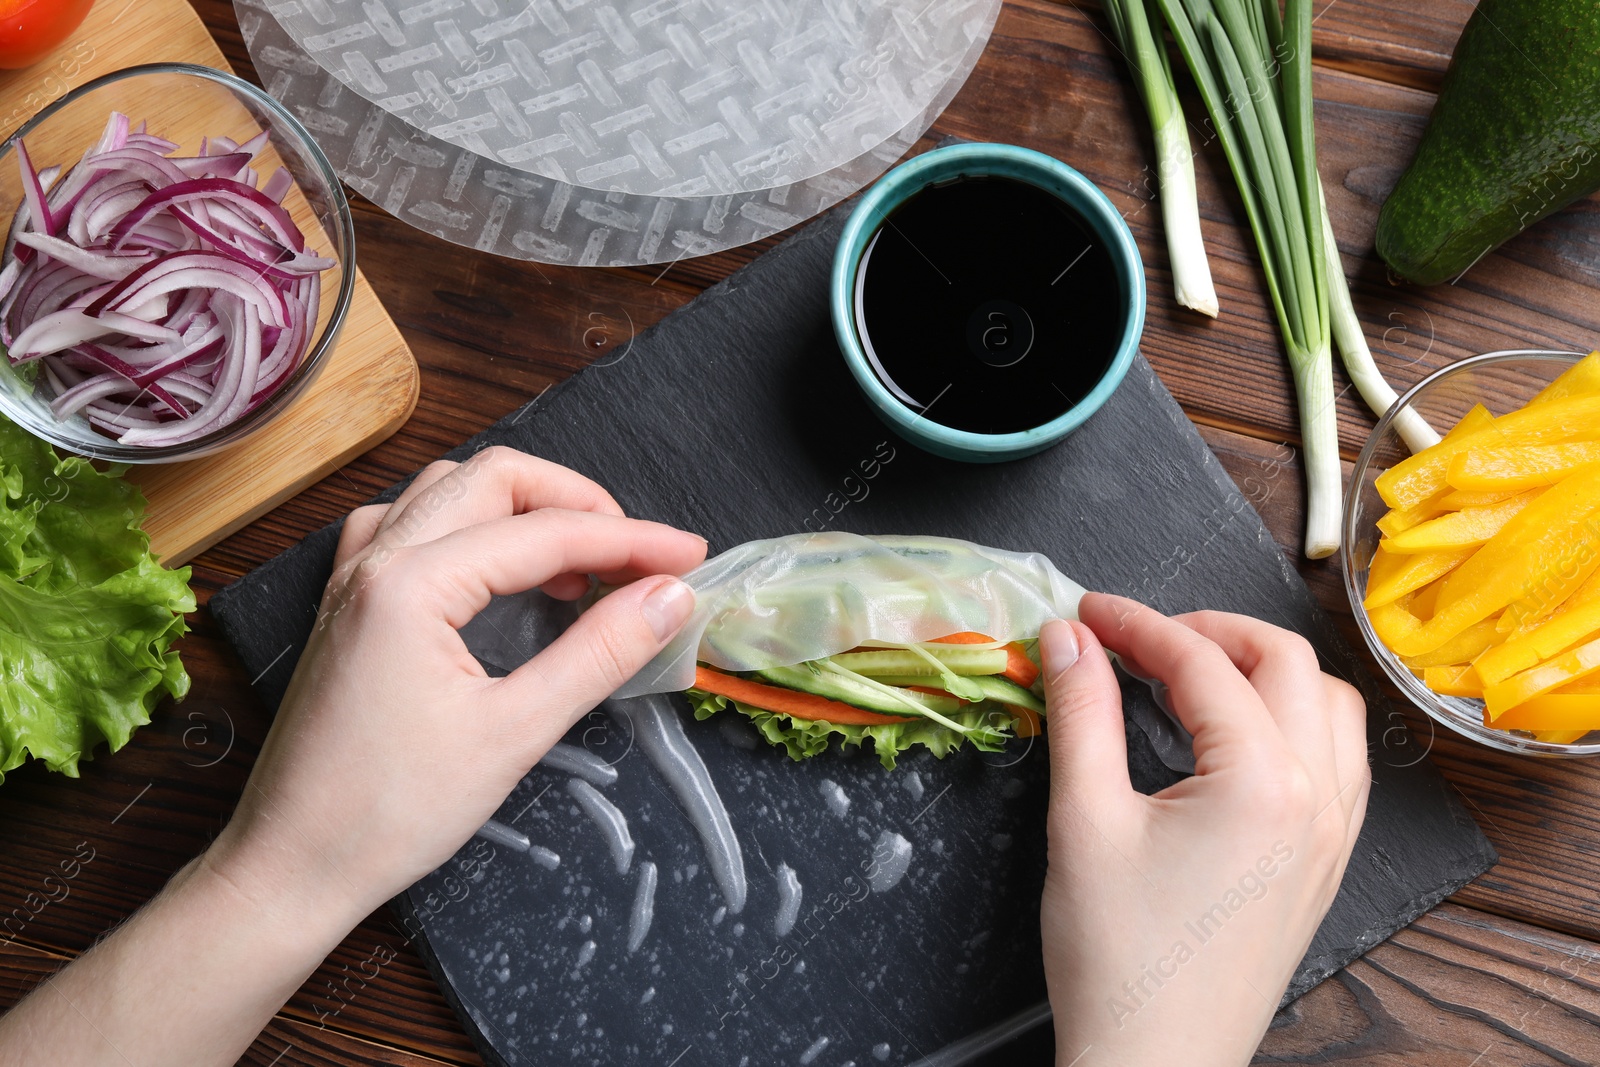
[{"left": 616, "top": 532, "right": 1087, "bottom": 697}]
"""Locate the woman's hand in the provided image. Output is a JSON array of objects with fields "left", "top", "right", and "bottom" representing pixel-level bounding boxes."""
[
  {"left": 0, "top": 447, "right": 708, "bottom": 1067},
  {"left": 1037, "top": 592, "right": 1370, "bottom": 1067},
  {"left": 207, "top": 445, "right": 708, "bottom": 926}
]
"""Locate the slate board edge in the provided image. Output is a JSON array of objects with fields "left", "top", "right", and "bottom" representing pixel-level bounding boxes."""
[
  {"left": 390, "top": 889, "right": 519, "bottom": 1067},
  {"left": 390, "top": 849, "right": 1491, "bottom": 1067}
]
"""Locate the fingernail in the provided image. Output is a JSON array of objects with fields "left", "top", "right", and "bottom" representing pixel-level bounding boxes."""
[
  {"left": 642, "top": 578, "right": 695, "bottom": 641},
  {"left": 1040, "top": 619, "right": 1080, "bottom": 684}
]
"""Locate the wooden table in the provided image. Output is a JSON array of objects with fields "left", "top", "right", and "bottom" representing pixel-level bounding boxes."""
[{"left": 5, "top": 1, "right": 1600, "bottom": 1063}]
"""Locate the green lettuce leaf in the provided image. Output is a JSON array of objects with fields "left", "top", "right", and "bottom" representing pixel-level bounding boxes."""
[
  {"left": 686, "top": 688, "right": 1019, "bottom": 770},
  {"left": 0, "top": 417, "right": 194, "bottom": 782}
]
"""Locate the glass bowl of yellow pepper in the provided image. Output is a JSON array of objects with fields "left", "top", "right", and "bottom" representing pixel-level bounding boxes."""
[{"left": 1344, "top": 349, "right": 1600, "bottom": 757}]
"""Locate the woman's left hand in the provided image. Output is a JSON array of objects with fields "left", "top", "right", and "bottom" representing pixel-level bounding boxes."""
[{"left": 207, "top": 446, "right": 709, "bottom": 923}]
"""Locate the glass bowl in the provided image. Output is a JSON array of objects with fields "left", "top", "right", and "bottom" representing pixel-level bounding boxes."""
[
  {"left": 0, "top": 63, "right": 355, "bottom": 463},
  {"left": 1343, "top": 348, "right": 1600, "bottom": 757}
]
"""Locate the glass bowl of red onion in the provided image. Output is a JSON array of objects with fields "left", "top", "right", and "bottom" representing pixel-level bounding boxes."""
[{"left": 0, "top": 63, "right": 355, "bottom": 462}]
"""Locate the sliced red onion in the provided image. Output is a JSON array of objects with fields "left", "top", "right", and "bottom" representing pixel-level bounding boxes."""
[
  {"left": 88, "top": 250, "right": 289, "bottom": 328},
  {"left": 14, "top": 232, "right": 151, "bottom": 280},
  {"left": 70, "top": 178, "right": 147, "bottom": 245},
  {"left": 78, "top": 335, "right": 224, "bottom": 387},
  {"left": 3, "top": 111, "right": 331, "bottom": 445},
  {"left": 110, "top": 177, "right": 306, "bottom": 256},
  {"left": 170, "top": 152, "right": 250, "bottom": 179},
  {"left": 261, "top": 168, "right": 292, "bottom": 204},
  {"left": 32, "top": 273, "right": 110, "bottom": 323},
  {"left": 125, "top": 133, "right": 178, "bottom": 154},
  {"left": 0, "top": 258, "right": 23, "bottom": 305},
  {"left": 236, "top": 130, "right": 270, "bottom": 160},
  {"left": 10, "top": 307, "right": 182, "bottom": 359},
  {"left": 50, "top": 373, "right": 132, "bottom": 418},
  {"left": 94, "top": 113, "right": 130, "bottom": 155},
  {"left": 109, "top": 177, "right": 304, "bottom": 254},
  {"left": 77, "top": 148, "right": 192, "bottom": 191},
  {"left": 15, "top": 140, "right": 56, "bottom": 237}
]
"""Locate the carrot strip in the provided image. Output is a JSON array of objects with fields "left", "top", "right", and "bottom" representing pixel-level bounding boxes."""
[
  {"left": 930, "top": 631, "right": 1040, "bottom": 687},
  {"left": 1002, "top": 646, "right": 1040, "bottom": 688},
  {"left": 693, "top": 666, "right": 914, "bottom": 726},
  {"left": 1006, "top": 704, "right": 1042, "bottom": 737}
]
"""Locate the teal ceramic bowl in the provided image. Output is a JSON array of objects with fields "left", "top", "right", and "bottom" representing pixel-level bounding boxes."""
[{"left": 831, "top": 143, "right": 1145, "bottom": 463}]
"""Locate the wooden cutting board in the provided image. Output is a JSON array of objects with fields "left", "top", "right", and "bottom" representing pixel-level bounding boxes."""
[{"left": 0, "top": 0, "right": 419, "bottom": 564}]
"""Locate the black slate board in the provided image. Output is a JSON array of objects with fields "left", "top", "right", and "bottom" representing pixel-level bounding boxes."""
[{"left": 212, "top": 207, "right": 1495, "bottom": 1066}]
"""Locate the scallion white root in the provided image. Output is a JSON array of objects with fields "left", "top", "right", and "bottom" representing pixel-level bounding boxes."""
[{"left": 1104, "top": 0, "right": 1220, "bottom": 318}]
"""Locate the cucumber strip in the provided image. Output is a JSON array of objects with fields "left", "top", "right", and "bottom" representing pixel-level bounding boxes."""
[
  {"left": 866, "top": 673, "right": 1047, "bottom": 714},
  {"left": 830, "top": 648, "right": 1009, "bottom": 676},
  {"left": 896, "top": 641, "right": 989, "bottom": 702},
  {"left": 754, "top": 664, "right": 962, "bottom": 716},
  {"left": 861, "top": 675, "right": 978, "bottom": 688},
  {"left": 816, "top": 660, "right": 977, "bottom": 734},
  {"left": 966, "top": 675, "right": 1046, "bottom": 714}
]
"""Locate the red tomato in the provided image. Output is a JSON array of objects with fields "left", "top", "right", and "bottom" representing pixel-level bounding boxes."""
[{"left": 0, "top": 0, "right": 94, "bottom": 70}]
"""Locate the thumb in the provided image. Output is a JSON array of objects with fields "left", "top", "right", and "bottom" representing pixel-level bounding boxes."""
[
  {"left": 1040, "top": 619, "right": 1133, "bottom": 809},
  {"left": 496, "top": 575, "right": 696, "bottom": 755}
]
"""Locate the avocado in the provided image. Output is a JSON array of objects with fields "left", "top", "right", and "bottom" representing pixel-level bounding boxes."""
[{"left": 1375, "top": 0, "right": 1600, "bottom": 285}]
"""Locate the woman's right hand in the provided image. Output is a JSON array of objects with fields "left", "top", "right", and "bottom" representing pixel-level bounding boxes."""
[{"left": 1037, "top": 592, "right": 1370, "bottom": 1066}]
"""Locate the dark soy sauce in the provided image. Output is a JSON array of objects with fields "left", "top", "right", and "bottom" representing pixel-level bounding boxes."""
[{"left": 854, "top": 175, "right": 1122, "bottom": 435}]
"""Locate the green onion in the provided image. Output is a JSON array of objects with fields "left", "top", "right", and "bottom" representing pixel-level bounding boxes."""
[
  {"left": 1319, "top": 187, "right": 1441, "bottom": 453},
  {"left": 1102, "top": 0, "right": 1220, "bottom": 318},
  {"left": 1147, "top": 0, "right": 1343, "bottom": 557}
]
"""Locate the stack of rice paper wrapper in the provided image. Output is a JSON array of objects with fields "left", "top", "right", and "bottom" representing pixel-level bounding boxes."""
[{"left": 234, "top": 0, "right": 1002, "bottom": 266}]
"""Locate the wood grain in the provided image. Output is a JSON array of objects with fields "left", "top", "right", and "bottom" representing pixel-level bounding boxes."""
[
  {"left": 0, "top": 0, "right": 422, "bottom": 566},
  {"left": 1260, "top": 903, "right": 1600, "bottom": 1064},
  {"left": 2, "top": 0, "right": 1599, "bottom": 1063}
]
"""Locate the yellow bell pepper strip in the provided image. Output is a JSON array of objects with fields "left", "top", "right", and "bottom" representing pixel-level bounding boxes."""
[
  {"left": 1536, "top": 729, "right": 1592, "bottom": 743},
  {"left": 1439, "top": 486, "right": 1527, "bottom": 509},
  {"left": 1363, "top": 544, "right": 1474, "bottom": 609},
  {"left": 1486, "top": 693, "right": 1600, "bottom": 734},
  {"left": 1529, "top": 351, "right": 1600, "bottom": 407},
  {"left": 1369, "top": 596, "right": 1424, "bottom": 652},
  {"left": 1409, "top": 577, "right": 1443, "bottom": 621},
  {"left": 1495, "top": 514, "right": 1600, "bottom": 634},
  {"left": 1492, "top": 561, "right": 1600, "bottom": 647},
  {"left": 1391, "top": 463, "right": 1600, "bottom": 657},
  {"left": 1375, "top": 395, "right": 1600, "bottom": 510},
  {"left": 1485, "top": 633, "right": 1600, "bottom": 720},
  {"left": 1377, "top": 494, "right": 1448, "bottom": 538},
  {"left": 1402, "top": 614, "right": 1502, "bottom": 669},
  {"left": 1475, "top": 597, "right": 1600, "bottom": 686},
  {"left": 1561, "top": 563, "right": 1600, "bottom": 612},
  {"left": 1382, "top": 489, "right": 1541, "bottom": 553},
  {"left": 1446, "top": 442, "right": 1600, "bottom": 492},
  {"left": 1424, "top": 664, "right": 1484, "bottom": 697},
  {"left": 1557, "top": 675, "right": 1600, "bottom": 695},
  {"left": 1374, "top": 406, "right": 1495, "bottom": 529}
]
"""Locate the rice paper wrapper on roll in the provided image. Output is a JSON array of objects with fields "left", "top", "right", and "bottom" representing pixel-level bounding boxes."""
[{"left": 614, "top": 532, "right": 1088, "bottom": 698}]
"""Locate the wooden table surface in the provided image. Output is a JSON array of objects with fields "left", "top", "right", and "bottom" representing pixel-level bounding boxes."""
[{"left": 6, "top": 1, "right": 1600, "bottom": 1063}]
